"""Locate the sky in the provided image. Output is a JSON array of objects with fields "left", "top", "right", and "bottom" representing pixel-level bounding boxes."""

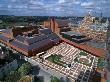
[{"left": 0, "top": 0, "right": 110, "bottom": 17}]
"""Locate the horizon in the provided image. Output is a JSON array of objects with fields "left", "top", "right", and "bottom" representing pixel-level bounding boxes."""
[{"left": 0, "top": 15, "right": 110, "bottom": 18}]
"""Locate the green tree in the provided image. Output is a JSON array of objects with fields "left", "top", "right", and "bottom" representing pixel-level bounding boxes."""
[
  {"left": 4, "top": 71, "right": 20, "bottom": 82},
  {"left": 5, "top": 49, "right": 13, "bottom": 61},
  {"left": 18, "top": 62, "right": 32, "bottom": 77},
  {"left": 4, "top": 62, "right": 32, "bottom": 82},
  {"left": 19, "top": 76, "right": 32, "bottom": 82},
  {"left": 1, "top": 46, "right": 6, "bottom": 52},
  {"left": 51, "top": 76, "right": 60, "bottom": 82}
]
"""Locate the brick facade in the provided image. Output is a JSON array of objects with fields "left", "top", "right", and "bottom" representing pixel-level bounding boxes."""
[{"left": 44, "top": 18, "right": 71, "bottom": 35}]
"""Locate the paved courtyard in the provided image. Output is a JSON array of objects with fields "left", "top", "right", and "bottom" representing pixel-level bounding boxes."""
[{"left": 31, "top": 42, "right": 99, "bottom": 82}]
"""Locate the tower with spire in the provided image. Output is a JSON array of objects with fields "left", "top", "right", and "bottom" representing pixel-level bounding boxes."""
[{"left": 105, "top": 18, "right": 109, "bottom": 27}]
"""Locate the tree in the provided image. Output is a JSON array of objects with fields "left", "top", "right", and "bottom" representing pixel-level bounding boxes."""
[
  {"left": 19, "top": 76, "right": 32, "bottom": 82},
  {"left": 1, "top": 46, "right": 6, "bottom": 52},
  {"left": 33, "top": 76, "right": 42, "bottom": 82},
  {"left": 4, "top": 71, "right": 20, "bottom": 82},
  {"left": 18, "top": 62, "right": 32, "bottom": 77},
  {"left": 4, "top": 62, "right": 32, "bottom": 82},
  {"left": 5, "top": 49, "right": 13, "bottom": 61},
  {"left": 51, "top": 76, "right": 60, "bottom": 82}
]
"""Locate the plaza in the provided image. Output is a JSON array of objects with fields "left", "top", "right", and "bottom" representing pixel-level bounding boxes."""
[{"left": 32, "top": 42, "right": 99, "bottom": 82}]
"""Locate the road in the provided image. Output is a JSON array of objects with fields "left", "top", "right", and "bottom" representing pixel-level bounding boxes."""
[{"left": 27, "top": 58, "right": 70, "bottom": 82}]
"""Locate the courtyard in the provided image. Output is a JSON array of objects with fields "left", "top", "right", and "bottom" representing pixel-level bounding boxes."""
[
  {"left": 39, "top": 42, "right": 99, "bottom": 82},
  {"left": 46, "top": 54, "right": 67, "bottom": 67}
]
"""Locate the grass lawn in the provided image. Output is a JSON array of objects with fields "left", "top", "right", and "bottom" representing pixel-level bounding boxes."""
[
  {"left": 46, "top": 54, "right": 66, "bottom": 67},
  {"left": 74, "top": 54, "right": 94, "bottom": 67},
  {"left": 74, "top": 51, "right": 93, "bottom": 66},
  {"left": 79, "top": 51, "right": 88, "bottom": 56},
  {"left": 97, "top": 58, "right": 105, "bottom": 70}
]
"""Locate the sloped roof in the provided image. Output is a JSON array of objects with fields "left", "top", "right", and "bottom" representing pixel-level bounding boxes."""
[
  {"left": 15, "top": 35, "right": 25, "bottom": 43},
  {"left": 10, "top": 40, "right": 28, "bottom": 51},
  {"left": 29, "top": 38, "right": 52, "bottom": 51},
  {"left": 10, "top": 33, "right": 60, "bottom": 52},
  {"left": 25, "top": 34, "right": 48, "bottom": 45},
  {"left": 47, "top": 33, "right": 59, "bottom": 40},
  {"left": 47, "top": 33, "right": 61, "bottom": 43},
  {"left": 15, "top": 34, "right": 48, "bottom": 45},
  {"left": 51, "top": 38, "right": 61, "bottom": 43},
  {"left": 11, "top": 38, "right": 53, "bottom": 52},
  {"left": 2, "top": 29, "right": 12, "bottom": 35},
  {"left": 0, "top": 27, "right": 61, "bottom": 56},
  {"left": 0, "top": 34, "right": 10, "bottom": 42},
  {"left": 39, "top": 28, "right": 52, "bottom": 34},
  {"left": 11, "top": 33, "right": 53, "bottom": 51}
]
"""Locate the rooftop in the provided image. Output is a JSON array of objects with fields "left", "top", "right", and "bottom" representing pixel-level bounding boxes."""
[
  {"left": 62, "top": 37, "right": 105, "bottom": 58},
  {"left": 61, "top": 31, "right": 83, "bottom": 37},
  {"left": 55, "top": 19, "right": 69, "bottom": 27},
  {"left": 0, "top": 26, "right": 61, "bottom": 56}
]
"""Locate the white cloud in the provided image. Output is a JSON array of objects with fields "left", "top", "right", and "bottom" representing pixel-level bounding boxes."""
[
  {"left": 16, "top": 5, "right": 28, "bottom": 9},
  {"left": 58, "top": 0, "right": 65, "bottom": 3},
  {"left": 54, "top": 7, "right": 61, "bottom": 11},
  {"left": 74, "top": 1, "right": 80, "bottom": 4},
  {"left": 29, "top": 0, "right": 44, "bottom": 5},
  {"left": 7, "top": 4, "right": 28, "bottom": 9},
  {"left": 29, "top": 5, "right": 43, "bottom": 10},
  {"left": 81, "top": 2, "right": 94, "bottom": 7},
  {"left": 7, "top": 5, "right": 12, "bottom": 8}
]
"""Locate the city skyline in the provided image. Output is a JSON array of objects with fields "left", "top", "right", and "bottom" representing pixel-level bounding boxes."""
[{"left": 0, "top": 0, "right": 110, "bottom": 17}]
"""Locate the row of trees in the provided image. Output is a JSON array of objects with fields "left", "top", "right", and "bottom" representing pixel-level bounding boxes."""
[
  {"left": 0, "top": 16, "right": 49, "bottom": 29},
  {"left": 1, "top": 16, "right": 49, "bottom": 23}
]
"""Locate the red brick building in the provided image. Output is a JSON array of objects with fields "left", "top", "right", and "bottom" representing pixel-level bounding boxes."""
[
  {"left": 44, "top": 17, "right": 71, "bottom": 34},
  {"left": 61, "top": 37, "right": 105, "bottom": 58},
  {"left": 0, "top": 26, "right": 61, "bottom": 56}
]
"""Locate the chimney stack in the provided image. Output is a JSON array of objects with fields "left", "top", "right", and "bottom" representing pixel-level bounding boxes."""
[{"left": 50, "top": 17, "right": 55, "bottom": 32}]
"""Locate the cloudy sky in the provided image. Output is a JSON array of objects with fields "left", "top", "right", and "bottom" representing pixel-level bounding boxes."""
[{"left": 0, "top": 0, "right": 110, "bottom": 16}]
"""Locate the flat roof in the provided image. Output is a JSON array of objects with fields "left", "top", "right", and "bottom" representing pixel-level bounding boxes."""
[
  {"left": 61, "top": 31, "right": 82, "bottom": 36},
  {"left": 62, "top": 37, "right": 105, "bottom": 58}
]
